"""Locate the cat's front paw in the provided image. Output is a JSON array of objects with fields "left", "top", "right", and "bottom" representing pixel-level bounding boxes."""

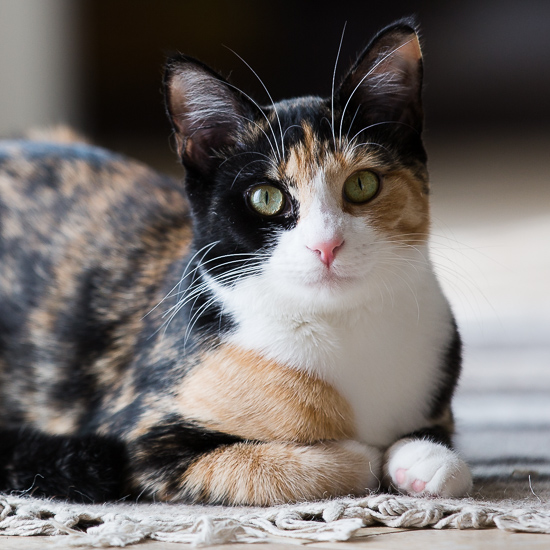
[{"left": 385, "top": 439, "right": 472, "bottom": 498}]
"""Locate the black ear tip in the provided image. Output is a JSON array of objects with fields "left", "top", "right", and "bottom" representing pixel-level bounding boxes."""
[
  {"left": 164, "top": 51, "right": 186, "bottom": 67},
  {"left": 374, "top": 16, "right": 421, "bottom": 41},
  {"left": 389, "top": 15, "right": 419, "bottom": 31}
]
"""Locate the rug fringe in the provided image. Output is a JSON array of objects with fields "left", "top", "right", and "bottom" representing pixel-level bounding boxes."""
[{"left": 0, "top": 493, "right": 549, "bottom": 547}]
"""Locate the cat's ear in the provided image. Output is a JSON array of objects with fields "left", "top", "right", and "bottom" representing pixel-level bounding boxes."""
[
  {"left": 338, "top": 20, "right": 423, "bottom": 134},
  {"left": 164, "top": 55, "right": 254, "bottom": 172}
]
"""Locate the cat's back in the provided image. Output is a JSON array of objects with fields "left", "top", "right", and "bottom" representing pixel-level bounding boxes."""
[
  {"left": 0, "top": 135, "right": 191, "bottom": 311},
  {"left": 0, "top": 136, "right": 192, "bottom": 426},
  {"left": 0, "top": 135, "right": 192, "bottom": 263},
  {"left": 0, "top": 137, "right": 188, "bottom": 234}
]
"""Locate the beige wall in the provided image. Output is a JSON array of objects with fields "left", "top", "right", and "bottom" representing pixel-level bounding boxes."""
[{"left": 0, "top": 0, "right": 82, "bottom": 136}]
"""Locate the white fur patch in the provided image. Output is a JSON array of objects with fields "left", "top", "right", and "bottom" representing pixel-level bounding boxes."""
[{"left": 385, "top": 439, "right": 473, "bottom": 497}]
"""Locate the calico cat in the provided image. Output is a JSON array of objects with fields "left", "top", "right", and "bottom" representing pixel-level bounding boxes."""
[{"left": 0, "top": 20, "right": 472, "bottom": 505}]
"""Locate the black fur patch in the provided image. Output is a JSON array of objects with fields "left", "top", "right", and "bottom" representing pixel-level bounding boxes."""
[
  {"left": 401, "top": 425, "right": 454, "bottom": 449},
  {"left": 0, "top": 428, "right": 127, "bottom": 502},
  {"left": 129, "top": 415, "right": 243, "bottom": 499},
  {"left": 430, "top": 319, "right": 462, "bottom": 421}
]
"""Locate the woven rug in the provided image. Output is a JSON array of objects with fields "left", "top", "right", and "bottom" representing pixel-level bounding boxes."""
[{"left": 1, "top": 474, "right": 549, "bottom": 547}]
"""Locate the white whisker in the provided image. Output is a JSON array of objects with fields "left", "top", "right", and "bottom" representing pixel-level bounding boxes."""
[
  {"left": 331, "top": 22, "right": 347, "bottom": 150},
  {"left": 346, "top": 140, "right": 392, "bottom": 157},
  {"left": 343, "top": 105, "right": 361, "bottom": 147},
  {"left": 232, "top": 112, "right": 280, "bottom": 162},
  {"left": 222, "top": 80, "right": 282, "bottom": 161},
  {"left": 224, "top": 47, "right": 285, "bottom": 159},
  {"left": 375, "top": 262, "right": 420, "bottom": 320},
  {"left": 368, "top": 232, "right": 497, "bottom": 325},
  {"left": 345, "top": 120, "right": 415, "bottom": 155},
  {"left": 230, "top": 159, "right": 270, "bottom": 189},
  {"left": 143, "top": 241, "right": 220, "bottom": 319},
  {"left": 220, "top": 149, "right": 273, "bottom": 168},
  {"left": 184, "top": 296, "right": 218, "bottom": 347},
  {"left": 281, "top": 124, "right": 303, "bottom": 142}
]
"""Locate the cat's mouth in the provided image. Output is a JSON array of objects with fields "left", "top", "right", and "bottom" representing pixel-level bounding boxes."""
[{"left": 304, "top": 268, "right": 354, "bottom": 289}]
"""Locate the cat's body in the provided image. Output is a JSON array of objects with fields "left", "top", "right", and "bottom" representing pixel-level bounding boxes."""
[{"left": 0, "top": 21, "right": 472, "bottom": 504}]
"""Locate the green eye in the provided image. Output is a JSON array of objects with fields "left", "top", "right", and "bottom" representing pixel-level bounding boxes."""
[
  {"left": 248, "top": 185, "right": 286, "bottom": 216},
  {"left": 343, "top": 170, "right": 380, "bottom": 204}
]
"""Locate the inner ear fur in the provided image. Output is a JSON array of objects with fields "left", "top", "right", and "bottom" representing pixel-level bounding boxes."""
[{"left": 164, "top": 55, "right": 254, "bottom": 171}]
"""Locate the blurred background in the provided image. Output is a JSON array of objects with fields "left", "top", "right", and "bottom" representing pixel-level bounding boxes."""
[
  {"left": 2, "top": 0, "right": 550, "bottom": 161},
  {"left": 1, "top": 0, "right": 549, "bottom": 479}
]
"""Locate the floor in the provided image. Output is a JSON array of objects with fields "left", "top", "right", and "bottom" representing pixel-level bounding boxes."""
[
  {"left": 3, "top": 528, "right": 550, "bottom": 549},
  {"left": 3, "top": 134, "right": 550, "bottom": 549}
]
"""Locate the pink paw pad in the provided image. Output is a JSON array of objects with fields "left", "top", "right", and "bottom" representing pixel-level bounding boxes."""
[
  {"left": 394, "top": 468, "right": 427, "bottom": 493},
  {"left": 395, "top": 468, "right": 407, "bottom": 485},
  {"left": 411, "top": 479, "right": 427, "bottom": 492}
]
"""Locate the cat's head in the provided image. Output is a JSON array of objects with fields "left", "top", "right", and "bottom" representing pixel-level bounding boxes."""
[{"left": 164, "top": 20, "right": 430, "bottom": 312}]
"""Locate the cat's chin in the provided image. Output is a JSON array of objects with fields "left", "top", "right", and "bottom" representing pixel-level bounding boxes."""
[{"left": 279, "top": 272, "right": 373, "bottom": 313}]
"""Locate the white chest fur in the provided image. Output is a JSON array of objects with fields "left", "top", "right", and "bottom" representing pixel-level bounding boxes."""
[{"left": 210, "top": 257, "right": 454, "bottom": 449}]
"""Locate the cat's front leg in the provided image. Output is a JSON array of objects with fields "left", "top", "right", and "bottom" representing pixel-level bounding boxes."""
[
  {"left": 125, "top": 413, "right": 382, "bottom": 505},
  {"left": 384, "top": 433, "right": 472, "bottom": 498},
  {"left": 166, "top": 439, "right": 382, "bottom": 505}
]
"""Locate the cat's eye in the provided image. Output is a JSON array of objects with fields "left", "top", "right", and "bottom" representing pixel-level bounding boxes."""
[
  {"left": 343, "top": 170, "right": 380, "bottom": 204},
  {"left": 247, "top": 184, "right": 286, "bottom": 217}
]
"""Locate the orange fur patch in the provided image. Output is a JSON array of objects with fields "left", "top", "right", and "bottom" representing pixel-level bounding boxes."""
[
  {"left": 177, "top": 345, "right": 355, "bottom": 443},
  {"left": 274, "top": 123, "right": 429, "bottom": 243},
  {"left": 363, "top": 169, "right": 429, "bottom": 243},
  {"left": 174, "top": 439, "right": 379, "bottom": 505}
]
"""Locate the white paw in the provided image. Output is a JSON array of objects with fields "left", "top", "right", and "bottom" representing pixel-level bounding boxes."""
[{"left": 385, "top": 439, "right": 472, "bottom": 497}]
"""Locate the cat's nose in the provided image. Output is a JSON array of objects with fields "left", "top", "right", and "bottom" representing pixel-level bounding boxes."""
[{"left": 307, "top": 238, "right": 344, "bottom": 268}]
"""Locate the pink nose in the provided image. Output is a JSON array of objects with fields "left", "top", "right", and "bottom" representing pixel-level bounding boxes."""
[{"left": 307, "top": 238, "right": 344, "bottom": 268}]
